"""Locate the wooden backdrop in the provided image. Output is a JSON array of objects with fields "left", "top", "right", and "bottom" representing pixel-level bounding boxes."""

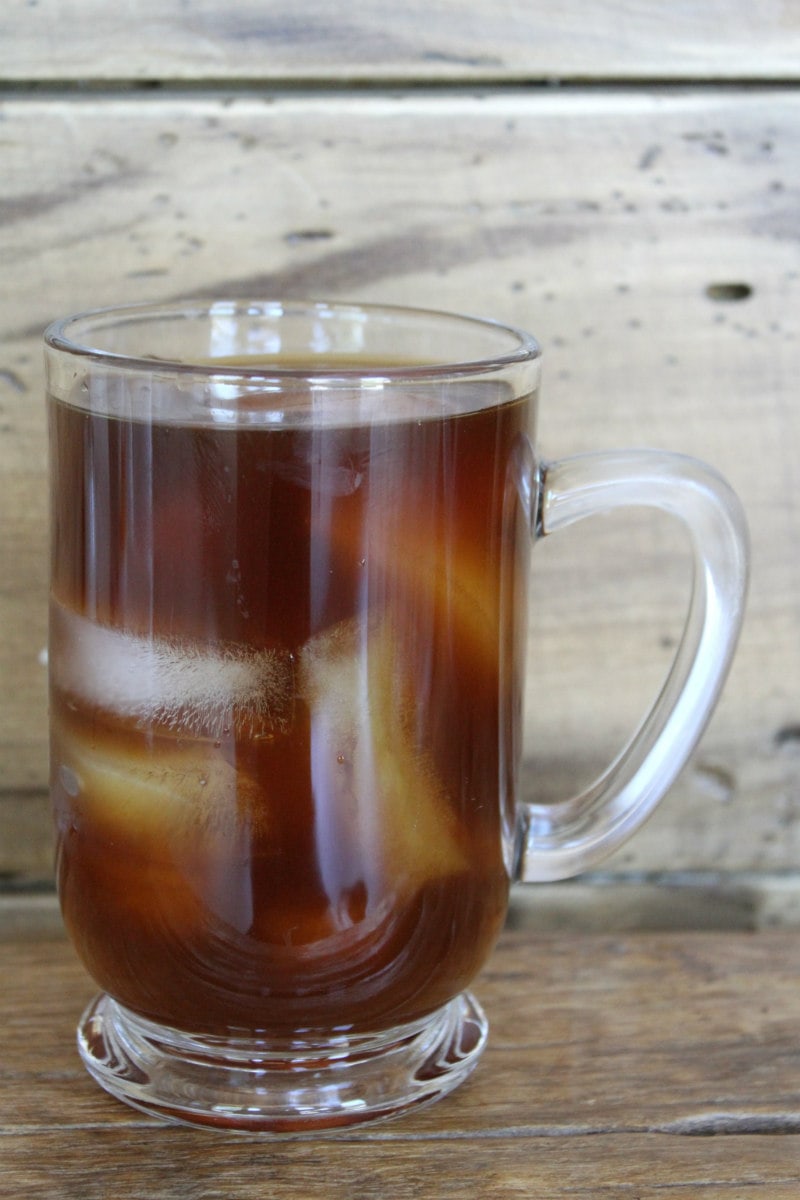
[{"left": 2, "top": 1, "right": 799, "bottom": 929}]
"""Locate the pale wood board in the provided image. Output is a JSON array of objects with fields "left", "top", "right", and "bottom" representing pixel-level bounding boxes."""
[
  {"left": 4, "top": 1135, "right": 800, "bottom": 1200},
  {"left": 1, "top": 88, "right": 798, "bottom": 877},
  {"left": 2, "top": 0, "right": 800, "bottom": 82},
  {"left": 7, "top": 873, "right": 800, "bottom": 941},
  {"left": 2, "top": 928, "right": 800, "bottom": 1197}
]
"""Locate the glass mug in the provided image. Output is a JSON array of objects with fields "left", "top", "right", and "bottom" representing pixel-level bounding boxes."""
[{"left": 45, "top": 300, "right": 748, "bottom": 1133}]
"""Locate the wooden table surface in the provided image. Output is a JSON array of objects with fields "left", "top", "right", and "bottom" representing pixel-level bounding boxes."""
[{"left": 2, "top": 921, "right": 800, "bottom": 1198}]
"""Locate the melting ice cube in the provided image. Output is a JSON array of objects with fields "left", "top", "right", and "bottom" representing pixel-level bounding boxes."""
[
  {"left": 55, "top": 721, "right": 265, "bottom": 839},
  {"left": 299, "top": 616, "right": 467, "bottom": 897},
  {"left": 50, "top": 601, "right": 294, "bottom": 740}
]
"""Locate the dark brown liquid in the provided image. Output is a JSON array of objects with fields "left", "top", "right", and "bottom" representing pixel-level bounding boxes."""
[{"left": 49, "top": 380, "right": 531, "bottom": 1037}]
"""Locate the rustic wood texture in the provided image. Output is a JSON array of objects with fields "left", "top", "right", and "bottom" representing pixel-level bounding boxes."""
[
  {"left": 2, "top": 923, "right": 800, "bottom": 1197},
  {"left": 3, "top": 0, "right": 800, "bottom": 82},
  {"left": 4, "top": 10, "right": 799, "bottom": 1195},
  {"left": 1, "top": 88, "right": 798, "bottom": 886},
  {"left": 3, "top": 0, "right": 800, "bottom": 911}
]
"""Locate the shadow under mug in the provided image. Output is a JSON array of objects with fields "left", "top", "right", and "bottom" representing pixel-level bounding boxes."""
[{"left": 45, "top": 300, "right": 748, "bottom": 1133}]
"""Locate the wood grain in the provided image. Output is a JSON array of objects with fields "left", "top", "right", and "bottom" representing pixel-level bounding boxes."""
[
  {"left": 4, "top": 1134, "right": 800, "bottom": 1200},
  {"left": 1, "top": 87, "right": 798, "bottom": 881},
  {"left": 3, "top": 0, "right": 799, "bottom": 82},
  {"left": 2, "top": 10, "right": 798, "bottom": 1192},
  {"left": 2, "top": 927, "right": 800, "bottom": 1197}
]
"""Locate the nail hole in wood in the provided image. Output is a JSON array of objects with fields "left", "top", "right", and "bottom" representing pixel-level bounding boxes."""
[{"left": 706, "top": 282, "right": 753, "bottom": 302}]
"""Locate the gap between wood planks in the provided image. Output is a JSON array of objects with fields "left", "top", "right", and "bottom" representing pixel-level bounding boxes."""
[
  {"left": 1, "top": 78, "right": 800, "bottom": 97},
  {"left": 5, "top": 1116, "right": 800, "bottom": 1140}
]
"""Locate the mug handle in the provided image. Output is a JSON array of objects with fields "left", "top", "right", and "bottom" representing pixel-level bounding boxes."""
[{"left": 515, "top": 447, "right": 749, "bottom": 883}]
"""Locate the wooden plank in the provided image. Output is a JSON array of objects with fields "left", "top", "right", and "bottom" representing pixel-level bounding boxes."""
[
  {"left": 507, "top": 871, "right": 800, "bottom": 932},
  {"left": 0, "top": 894, "right": 63, "bottom": 940},
  {"left": 1, "top": 929, "right": 800, "bottom": 1197},
  {"left": 2, "top": 0, "right": 799, "bottom": 82},
  {"left": 8, "top": 873, "right": 800, "bottom": 937},
  {"left": 0, "top": 794, "right": 52, "bottom": 881},
  {"left": 0, "top": 473, "right": 48, "bottom": 796},
  {"left": 1, "top": 88, "right": 798, "bottom": 876},
  {"left": 3, "top": 1133, "right": 800, "bottom": 1200}
]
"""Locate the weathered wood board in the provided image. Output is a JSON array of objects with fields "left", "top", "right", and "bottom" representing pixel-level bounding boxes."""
[
  {"left": 1, "top": 88, "right": 799, "bottom": 877},
  {"left": 3, "top": 0, "right": 800, "bottom": 82},
  {"left": 2, "top": 88, "right": 798, "bottom": 886},
  {"left": 3, "top": 926, "right": 800, "bottom": 1197}
]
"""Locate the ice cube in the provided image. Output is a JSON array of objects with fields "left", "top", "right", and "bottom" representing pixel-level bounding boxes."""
[
  {"left": 54, "top": 716, "right": 266, "bottom": 843},
  {"left": 54, "top": 722, "right": 266, "bottom": 939},
  {"left": 327, "top": 503, "right": 501, "bottom": 675},
  {"left": 271, "top": 441, "right": 367, "bottom": 496},
  {"left": 298, "top": 616, "right": 467, "bottom": 896},
  {"left": 50, "top": 601, "right": 294, "bottom": 740}
]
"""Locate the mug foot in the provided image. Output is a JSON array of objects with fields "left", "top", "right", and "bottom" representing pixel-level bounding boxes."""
[{"left": 76, "top": 991, "right": 488, "bottom": 1134}]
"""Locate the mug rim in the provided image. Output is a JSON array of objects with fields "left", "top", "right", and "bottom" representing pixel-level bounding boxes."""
[{"left": 44, "top": 298, "right": 542, "bottom": 382}]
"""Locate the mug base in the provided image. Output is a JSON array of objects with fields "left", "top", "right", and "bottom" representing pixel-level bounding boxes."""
[{"left": 76, "top": 991, "right": 488, "bottom": 1134}]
